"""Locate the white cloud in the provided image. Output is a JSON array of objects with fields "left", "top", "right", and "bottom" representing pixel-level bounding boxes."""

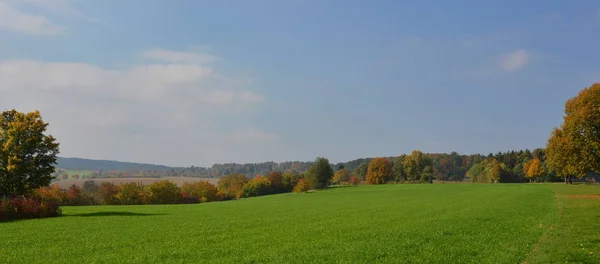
[
  {"left": 0, "top": 1, "right": 62, "bottom": 35},
  {"left": 0, "top": 0, "right": 96, "bottom": 35},
  {"left": 0, "top": 49, "right": 277, "bottom": 166},
  {"left": 141, "top": 48, "right": 218, "bottom": 64},
  {"left": 499, "top": 49, "right": 530, "bottom": 72}
]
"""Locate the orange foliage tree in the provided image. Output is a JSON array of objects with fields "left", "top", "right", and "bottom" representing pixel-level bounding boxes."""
[
  {"left": 293, "top": 178, "right": 311, "bottom": 193},
  {"left": 366, "top": 158, "right": 392, "bottom": 184}
]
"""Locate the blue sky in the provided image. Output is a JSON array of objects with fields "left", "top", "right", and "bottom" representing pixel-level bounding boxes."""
[{"left": 1, "top": 0, "right": 599, "bottom": 166}]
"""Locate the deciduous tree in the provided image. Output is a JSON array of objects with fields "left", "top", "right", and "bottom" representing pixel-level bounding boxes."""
[
  {"left": 547, "top": 83, "right": 600, "bottom": 183},
  {"left": 304, "top": 157, "right": 333, "bottom": 189},
  {"left": 217, "top": 174, "right": 248, "bottom": 199},
  {"left": 366, "top": 158, "right": 391, "bottom": 184},
  {"left": 0, "top": 110, "right": 60, "bottom": 197},
  {"left": 332, "top": 169, "right": 350, "bottom": 184}
]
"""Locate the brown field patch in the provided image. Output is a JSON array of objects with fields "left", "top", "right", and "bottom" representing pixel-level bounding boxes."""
[
  {"left": 52, "top": 177, "right": 219, "bottom": 189},
  {"left": 566, "top": 194, "right": 600, "bottom": 199}
]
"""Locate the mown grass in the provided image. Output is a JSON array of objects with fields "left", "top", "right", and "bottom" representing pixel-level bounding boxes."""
[
  {"left": 0, "top": 184, "right": 581, "bottom": 263},
  {"left": 524, "top": 184, "right": 600, "bottom": 264}
]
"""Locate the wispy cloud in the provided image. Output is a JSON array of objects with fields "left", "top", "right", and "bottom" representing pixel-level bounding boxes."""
[
  {"left": 141, "top": 48, "right": 219, "bottom": 64},
  {"left": 0, "top": 1, "right": 62, "bottom": 35},
  {"left": 499, "top": 49, "right": 530, "bottom": 72},
  {"left": 0, "top": 0, "right": 96, "bottom": 35}
]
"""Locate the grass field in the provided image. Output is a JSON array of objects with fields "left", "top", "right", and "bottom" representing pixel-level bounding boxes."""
[{"left": 1, "top": 184, "right": 598, "bottom": 263}]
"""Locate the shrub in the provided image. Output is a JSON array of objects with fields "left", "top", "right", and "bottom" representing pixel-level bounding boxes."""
[
  {"left": 293, "top": 179, "right": 311, "bottom": 193},
  {"left": 147, "top": 180, "right": 182, "bottom": 204},
  {"left": 116, "top": 182, "right": 149, "bottom": 205},
  {"left": 33, "top": 184, "right": 67, "bottom": 204},
  {"left": 282, "top": 172, "right": 300, "bottom": 192},
  {"left": 348, "top": 176, "right": 360, "bottom": 185},
  {"left": 218, "top": 174, "right": 248, "bottom": 199},
  {"left": 242, "top": 176, "right": 272, "bottom": 197},
  {"left": 0, "top": 196, "right": 61, "bottom": 222},
  {"left": 181, "top": 181, "right": 219, "bottom": 203},
  {"left": 267, "top": 171, "right": 285, "bottom": 193},
  {"left": 332, "top": 169, "right": 350, "bottom": 184},
  {"left": 99, "top": 182, "right": 120, "bottom": 205}
]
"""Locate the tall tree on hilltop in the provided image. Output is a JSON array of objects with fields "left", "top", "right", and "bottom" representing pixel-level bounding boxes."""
[{"left": 0, "top": 110, "right": 60, "bottom": 197}]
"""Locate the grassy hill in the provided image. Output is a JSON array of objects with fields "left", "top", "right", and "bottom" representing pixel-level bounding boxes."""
[{"left": 2, "top": 184, "right": 598, "bottom": 263}]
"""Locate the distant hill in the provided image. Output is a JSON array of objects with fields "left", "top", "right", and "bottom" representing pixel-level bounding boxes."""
[{"left": 56, "top": 157, "right": 172, "bottom": 171}]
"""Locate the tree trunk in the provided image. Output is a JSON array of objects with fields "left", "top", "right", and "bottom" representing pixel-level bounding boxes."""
[
  {"left": 565, "top": 176, "right": 568, "bottom": 184},
  {"left": 568, "top": 176, "right": 573, "bottom": 184}
]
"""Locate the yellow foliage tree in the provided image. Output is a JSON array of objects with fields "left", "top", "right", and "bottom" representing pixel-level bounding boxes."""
[
  {"left": 546, "top": 82, "right": 600, "bottom": 183},
  {"left": 524, "top": 158, "right": 544, "bottom": 183},
  {"left": 332, "top": 169, "right": 350, "bottom": 184},
  {"left": 0, "top": 110, "right": 60, "bottom": 197}
]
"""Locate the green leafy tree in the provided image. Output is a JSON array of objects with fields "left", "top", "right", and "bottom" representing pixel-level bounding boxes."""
[
  {"left": 0, "top": 110, "right": 60, "bottom": 197},
  {"left": 305, "top": 157, "right": 333, "bottom": 189},
  {"left": 353, "top": 161, "right": 369, "bottom": 181},
  {"left": 391, "top": 155, "right": 406, "bottom": 182},
  {"left": 402, "top": 150, "right": 432, "bottom": 182}
]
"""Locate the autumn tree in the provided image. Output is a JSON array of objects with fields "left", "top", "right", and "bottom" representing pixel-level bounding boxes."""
[
  {"left": 116, "top": 182, "right": 148, "bottom": 205},
  {"left": 0, "top": 110, "right": 60, "bottom": 197},
  {"left": 546, "top": 83, "right": 600, "bottom": 183},
  {"left": 217, "top": 174, "right": 248, "bottom": 199},
  {"left": 281, "top": 172, "right": 299, "bottom": 192},
  {"left": 242, "top": 175, "right": 272, "bottom": 197},
  {"left": 332, "top": 169, "right": 350, "bottom": 184},
  {"left": 523, "top": 158, "right": 544, "bottom": 183},
  {"left": 267, "top": 171, "right": 285, "bottom": 193},
  {"left": 546, "top": 128, "right": 583, "bottom": 184},
  {"left": 99, "top": 182, "right": 120, "bottom": 205},
  {"left": 304, "top": 157, "right": 333, "bottom": 189},
  {"left": 147, "top": 180, "right": 182, "bottom": 204},
  {"left": 402, "top": 150, "right": 432, "bottom": 182},
  {"left": 181, "top": 181, "right": 218, "bottom": 203},
  {"left": 366, "top": 158, "right": 391, "bottom": 184}
]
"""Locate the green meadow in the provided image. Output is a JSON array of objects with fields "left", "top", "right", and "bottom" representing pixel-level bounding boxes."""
[{"left": 1, "top": 184, "right": 598, "bottom": 263}]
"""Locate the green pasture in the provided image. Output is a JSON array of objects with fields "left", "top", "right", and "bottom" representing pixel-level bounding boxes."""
[{"left": 1, "top": 184, "right": 598, "bottom": 263}]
